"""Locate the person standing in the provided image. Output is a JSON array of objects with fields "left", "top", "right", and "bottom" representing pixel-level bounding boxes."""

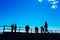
[
  {"left": 14, "top": 24, "right": 17, "bottom": 32},
  {"left": 44, "top": 21, "right": 48, "bottom": 33},
  {"left": 11, "top": 24, "right": 14, "bottom": 33},
  {"left": 35, "top": 27, "right": 38, "bottom": 33},
  {"left": 25, "top": 25, "right": 30, "bottom": 33},
  {"left": 40, "top": 26, "right": 44, "bottom": 33}
]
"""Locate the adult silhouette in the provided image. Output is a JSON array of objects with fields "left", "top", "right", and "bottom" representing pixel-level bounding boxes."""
[
  {"left": 44, "top": 21, "right": 48, "bottom": 33},
  {"left": 40, "top": 26, "right": 44, "bottom": 33},
  {"left": 14, "top": 24, "right": 17, "bottom": 32},
  {"left": 11, "top": 24, "right": 14, "bottom": 33},
  {"left": 35, "top": 27, "right": 38, "bottom": 33},
  {"left": 25, "top": 25, "right": 30, "bottom": 33}
]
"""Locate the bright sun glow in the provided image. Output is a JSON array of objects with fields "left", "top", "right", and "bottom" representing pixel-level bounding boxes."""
[
  {"left": 38, "top": 0, "right": 42, "bottom": 2},
  {"left": 48, "top": 0, "right": 59, "bottom": 9},
  {"left": 51, "top": 5, "right": 57, "bottom": 9},
  {"left": 48, "top": 0, "right": 56, "bottom": 2},
  {"left": 52, "top": 1, "right": 59, "bottom": 4}
]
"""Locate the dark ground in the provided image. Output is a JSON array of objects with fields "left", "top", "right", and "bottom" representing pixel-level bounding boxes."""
[{"left": 0, "top": 32, "right": 60, "bottom": 40}]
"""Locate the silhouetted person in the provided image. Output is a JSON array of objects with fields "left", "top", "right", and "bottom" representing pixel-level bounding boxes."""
[
  {"left": 35, "top": 27, "right": 38, "bottom": 33},
  {"left": 11, "top": 24, "right": 14, "bottom": 33},
  {"left": 25, "top": 25, "right": 30, "bottom": 33},
  {"left": 40, "top": 26, "right": 44, "bottom": 33},
  {"left": 44, "top": 21, "right": 48, "bottom": 33},
  {"left": 14, "top": 24, "right": 17, "bottom": 32}
]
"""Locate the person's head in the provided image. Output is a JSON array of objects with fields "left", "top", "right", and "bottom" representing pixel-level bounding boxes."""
[
  {"left": 15, "top": 24, "right": 17, "bottom": 26},
  {"left": 25, "top": 25, "right": 30, "bottom": 29},
  {"left": 35, "top": 27, "right": 38, "bottom": 30},
  {"left": 45, "top": 21, "right": 47, "bottom": 24},
  {"left": 40, "top": 26, "right": 44, "bottom": 28},
  {"left": 26, "top": 25, "right": 29, "bottom": 27},
  {"left": 12, "top": 24, "right": 14, "bottom": 26}
]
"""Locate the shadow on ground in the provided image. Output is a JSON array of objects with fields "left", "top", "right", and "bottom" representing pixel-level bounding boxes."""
[{"left": 0, "top": 32, "right": 60, "bottom": 40}]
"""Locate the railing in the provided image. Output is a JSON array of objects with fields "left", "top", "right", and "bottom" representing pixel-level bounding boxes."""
[
  {"left": 0, "top": 25, "right": 60, "bottom": 33},
  {"left": 0, "top": 25, "right": 33, "bottom": 33}
]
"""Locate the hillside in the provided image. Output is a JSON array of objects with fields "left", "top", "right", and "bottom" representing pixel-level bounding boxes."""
[{"left": 0, "top": 32, "right": 60, "bottom": 40}]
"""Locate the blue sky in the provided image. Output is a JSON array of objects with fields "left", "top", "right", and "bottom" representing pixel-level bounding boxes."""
[{"left": 0, "top": 0, "right": 60, "bottom": 30}]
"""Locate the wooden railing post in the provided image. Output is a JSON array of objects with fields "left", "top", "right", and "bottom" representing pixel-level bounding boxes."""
[
  {"left": 3, "top": 25, "right": 5, "bottom": 33},
  {"left": 19, "top": 27, "right": 21, "bottom": 32},
  {"left": 31, "top": 28, "right": 32, "bottom": 33}
]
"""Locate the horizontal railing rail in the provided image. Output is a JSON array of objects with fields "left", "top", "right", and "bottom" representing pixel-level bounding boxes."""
[{"left": 0, "top": 26, "right": 60, "bottom": 33}]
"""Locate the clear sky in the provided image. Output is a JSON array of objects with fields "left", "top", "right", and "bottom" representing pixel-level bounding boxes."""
[{"left": 0, "top": 0, "right": 60, "bottom": 30}]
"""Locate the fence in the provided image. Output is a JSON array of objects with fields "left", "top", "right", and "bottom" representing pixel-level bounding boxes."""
[{"left": 0, "top": 25, "right": 60, "bottom": 33}]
